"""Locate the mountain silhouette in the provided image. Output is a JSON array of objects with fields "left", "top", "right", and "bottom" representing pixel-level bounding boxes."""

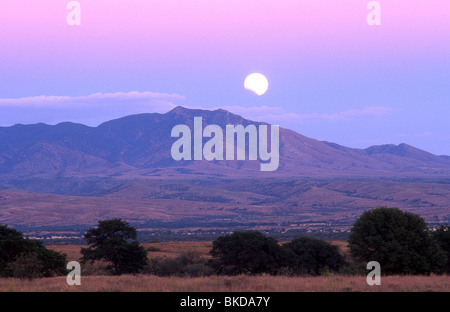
[{"left": 0, "top": 106, "right": 449, "bottom": 178}]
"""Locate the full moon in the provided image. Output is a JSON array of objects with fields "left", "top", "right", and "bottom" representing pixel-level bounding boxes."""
[{"left": 244, "top": 73, "right": 269, "bottom": 96}]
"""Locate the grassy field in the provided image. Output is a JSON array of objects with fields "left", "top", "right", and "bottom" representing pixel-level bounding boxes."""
[
  {"left": 0, "top": 241, "right": 449, "bottom": 292},
  {"left": 1, "top": 274, "right": 449, "bottom": 292},
  {"left": 48, "top": 240, "right": 349, "bottom": 260}
]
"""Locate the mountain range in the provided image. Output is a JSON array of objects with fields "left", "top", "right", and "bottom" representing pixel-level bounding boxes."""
[
  {"left": 0, "top": 106, "right": 449, "bottom": 179},
  {"left": 1, "top": 106, "right": 449, "bottom": 240}
]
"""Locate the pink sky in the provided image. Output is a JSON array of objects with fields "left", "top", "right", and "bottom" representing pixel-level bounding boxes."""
[
  {"left": 0, "top": 1, "right": 449, "bottom": 155},
  {"left": 1, "top": 0, "right": 449, "bottom": 68}
]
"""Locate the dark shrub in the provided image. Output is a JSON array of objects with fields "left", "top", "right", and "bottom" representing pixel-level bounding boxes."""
[
  {"left": 432, "top": 224, "right": 450, "bottom": 273},
  {"left": 0, "top": 224, "right": 67, "bottom": 278},
  {"left": 282, "top": 236, "right": 347, "bottom": 276},
  {"left": 348, "top": 207, "right": 446, "bottom": 275},
  {"left": 209, "top": 231, "right": 287, "bottom": 275},
  {"left": 148, "top": 250, "right": 213, "bottom": 277}
]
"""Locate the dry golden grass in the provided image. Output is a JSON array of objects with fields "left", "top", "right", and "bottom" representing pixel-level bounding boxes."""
[
  {"left": 142, "top": 241, "right": 213, "bottom": 259},
  {"left": 48, "top": 241, "right": 213, "bottom": 261},
  {"left": 1, "top": 274, "right": 449, "bottom": 292}
]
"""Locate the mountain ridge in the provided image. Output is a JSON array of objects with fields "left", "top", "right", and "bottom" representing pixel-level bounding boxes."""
[{"left": 0, "top": 106, "right": 449, "bottom": 179}]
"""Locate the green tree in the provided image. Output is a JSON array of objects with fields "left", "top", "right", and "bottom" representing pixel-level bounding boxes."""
[
  {"left": 432, "top": 224, "right": 450, "bottom": 273},
  {"left": 282, "top": 236, "right": 347, "bottom": 276},
  {"left": 209, "top": 231, "right": 287, "bottom": 275},
  {"left": 348, "top": 207, "right": 446, "bottom": 275},
  {"left": 0, "top": 224, "right": 67, "bottom": 278},
  {"left": 80, "top": 219, "right": 148, "bottom": 275}
]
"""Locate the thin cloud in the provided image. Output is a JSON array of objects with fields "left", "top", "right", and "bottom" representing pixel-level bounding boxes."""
[
  {"left": 220, "top": 105, "right": 395, "bottom": 124},
  {"left": 299, "top": 106, "right": 395, "bottom": 121},
  {"left": 0, "top": 91, "right": 185, "bottom": 126},
  {"left": 0, "top": 92, "right": 394, "bottom": 128},
  {"left": 0, "top": 91, "right": 185, "bottom": 108}
]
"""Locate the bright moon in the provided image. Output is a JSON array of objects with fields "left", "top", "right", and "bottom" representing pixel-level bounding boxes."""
[{"left": 244, "top": 73, "right": 269, "bottom": 96}]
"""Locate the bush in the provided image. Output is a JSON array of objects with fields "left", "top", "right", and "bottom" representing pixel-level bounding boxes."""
[
  {"left": 209, "top": 231, "right": 288, "bottom": 275},
  {"left": 432, "top": 224, "right": 450, "bottom": 273},
  {"left": 0, "top": 224, "right": 67, "bottom": 278},
  {"left": 282, "top": 236, "right": 347, "bottom": 276},
  {"left": 147, "top": 251, "right": 213, "bottom": 277},
  {"left": 6, "top": 252, "right": 44, "bottom": 279},
  {"left": 348, "top": 207, "right": 447, "bottom": 275}
]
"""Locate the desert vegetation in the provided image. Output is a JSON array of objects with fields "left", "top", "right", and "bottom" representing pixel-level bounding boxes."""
[
  {"left": 349, "top": 207, "right": 447, "bottom": 274},
  {"left": 1, "top": 274, "right": 450, "bottom": 292},
  {"left": 1, "top": 239, "right": 450, "bottom": 292},
  {"left": 1, "top": 238, "right": 449, "bottom": 292},
  {"left": 80, "top": 219, "right": 148, "bottom": 275},
  {"left": 0, "top": 207, "right": 449, "bottom": 292},
  {"left": 0, "top": 225, "right": 67, "bottom": 279}
]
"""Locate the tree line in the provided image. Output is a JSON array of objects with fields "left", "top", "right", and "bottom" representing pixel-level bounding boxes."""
[{"left": 1, "top": 207, "right": 449, "bottom": 278}]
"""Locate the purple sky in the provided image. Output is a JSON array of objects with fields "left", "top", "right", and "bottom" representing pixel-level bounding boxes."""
[{"left": 0, "top": 0, "right": 449, "bottom": 155}]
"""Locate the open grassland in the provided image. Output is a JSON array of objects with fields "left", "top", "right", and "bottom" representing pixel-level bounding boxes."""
[
  {"left": 0, "top": 241, "right": 449, "bottom": 292},
  {"left": 48, "top": 241, "right": 348, "bottom": 261},
  {"left": 1, "top": 274, "right": 449, "bottom": 292},
  {"left": 48, "top": 241, "right": 214, "bottom": 261}
]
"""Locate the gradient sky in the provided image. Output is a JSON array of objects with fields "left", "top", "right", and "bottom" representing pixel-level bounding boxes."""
[{"left": 0, "top": 0, "right": 449, "bottom": 155}]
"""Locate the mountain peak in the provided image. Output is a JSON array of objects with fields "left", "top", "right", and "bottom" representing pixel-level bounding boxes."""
[
  {"left": 169, "top": 106, "right": 190, "bottom": 114},
  {"left": 363, "top": 142, "right": 446, "bottom": 165},
  {"left": 365, "top": 143, "right": 425, "bottom": 156},
  {"left": 0, "top": 106, "right": 449, "bottom": 178}
]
